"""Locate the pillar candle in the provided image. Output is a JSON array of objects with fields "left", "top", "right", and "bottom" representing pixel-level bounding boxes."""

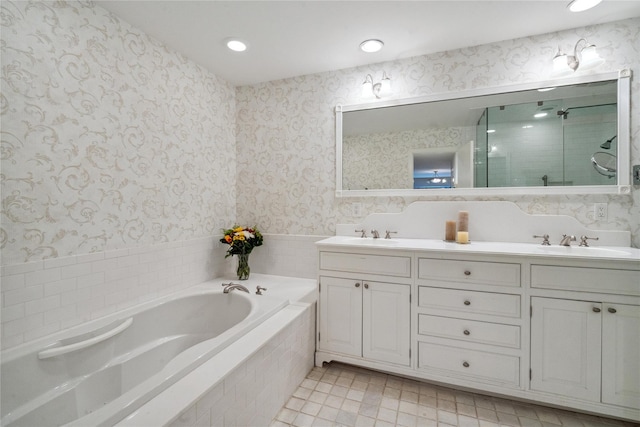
[
  {"left": 457, "top": 231, "right": 469, "bottom": 244},
  {"left": 457, "top": 211, "right": 469, "bottom": 232},
  {"left": 445, "top": 221, "right": 456, "bottom": 241}
]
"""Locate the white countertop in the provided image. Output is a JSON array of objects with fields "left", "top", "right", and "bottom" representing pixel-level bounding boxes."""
[{"left": 317, "top": 236, "right": 640, "bottom": 262}]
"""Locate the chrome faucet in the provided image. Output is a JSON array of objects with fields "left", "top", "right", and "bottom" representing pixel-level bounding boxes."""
[
  {"left": 533, "top": 234, "right": 550, "bottom": 246},
  {"left": 559, "top": 234, "right": 576, "bottom": 246},
  {"left": 579, "top": 235, "right": 599, "bottom": 247},
  {"left": 371, "top": 229, "right": 380, "bottom": 239},
  {"left": 222, "top": 282, "right": 250, "bottom": 293}
]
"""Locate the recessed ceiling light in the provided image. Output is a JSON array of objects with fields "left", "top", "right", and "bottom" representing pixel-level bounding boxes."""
[
  {"left": 360, "top": 39, "right": 384, "bottom": 53},
  {"left": 534, "top": 112, "right": 548, "bottom": 118},
  {"left": 226, "top": 39, "right": 247, "bottom": 52},
  {"left": 567, "top": 0, "right": 602, "bottom": 12}
]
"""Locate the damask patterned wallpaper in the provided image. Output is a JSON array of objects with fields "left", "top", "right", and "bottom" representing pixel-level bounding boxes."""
[
  {"left": 236, "top": 18, "right": 640, "bottom": 248},
  {"left": 2, "top": 3, "right": 639, "bottom": 272},
  {"left": 1, "top": 1, "right": 237, "bottom": 266}
]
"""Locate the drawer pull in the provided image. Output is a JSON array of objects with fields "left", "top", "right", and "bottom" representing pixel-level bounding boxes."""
[
  {"left": 462, "top": 361, "right": 470, "bottom": 368},
  {"left": 463, "top": 329, "right": 470, "bottom": 335},
  {"left": 355, "top": 283, "right": 360, "bottom": 288},
  {"left": 608, "top": 307, "right": 617, "bottom": 314},
  {"left": 464, "top": 270, "right": 471, "bottom": 276},
  {"left": 592, "top": 307, "right": 601, "bottom": 313},
  {"left": 464, "top": 300, "right": 471, "bottom": 306},
  {"left": 364, "top": 283, "right": 369, "bottom": 289}
]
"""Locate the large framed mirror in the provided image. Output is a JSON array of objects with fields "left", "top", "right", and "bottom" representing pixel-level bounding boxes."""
[{"left": 336, "top": 69, "right": 631, "bottom": 197}]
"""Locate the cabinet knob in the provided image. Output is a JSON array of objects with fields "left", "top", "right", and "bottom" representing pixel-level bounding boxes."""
[
  {"left": 608, "top": 307, "right": 617, "bottom": 314},
  {"left": 592, "top": 307, "right": 601, "bottom": 313},
  {"left": 355, "top": 283, "right": 360, "bottom": 288},
  {"left": 463, "top": 329, "right": 470, "bottom": 336},
  {"left": 462, "top": 361, "right": 470, "bottom": 368},
  {"left": 464, "top": 270, "right": 471, "bottom": 276},
  {"left": 364, "top": 283, "right": 369, "bottom": 289},
  {"left": 464, "top": 300, "right": 471, "bottom": 306}
]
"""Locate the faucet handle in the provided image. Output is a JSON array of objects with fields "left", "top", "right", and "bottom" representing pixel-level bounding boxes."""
[
  {"left": 579, "top": 235, "right": 599, "bottom": 247},
  {"left": 385, "top": 230, "right": 398, "bottom": 239},
  {"left": 256, "top": 286, "right": 267, "bottom": 295},
  {"left": 533, "top": 234, "right": 550, "bottom": 246},
  {"left": 355, "top": 229, "right": 367, "bottom": 238}
]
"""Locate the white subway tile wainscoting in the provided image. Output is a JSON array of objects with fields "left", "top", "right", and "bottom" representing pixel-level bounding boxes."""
[
  {"left": 0, "top": 237, "right": 229, "bottom": 349},
  {"left": 272, "top": 363, "right": 639, "bottom": 427}
]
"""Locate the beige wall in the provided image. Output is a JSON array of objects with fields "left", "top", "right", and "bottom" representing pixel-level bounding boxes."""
[
  {"left": 236, "top": 17, "right": 640, "bottom": 247},
  {"left": 1, "top": 2, "right": 638, "bottom": 348},
  {"left": 1, "top": 1, "right": 237, "bottom": 266}
]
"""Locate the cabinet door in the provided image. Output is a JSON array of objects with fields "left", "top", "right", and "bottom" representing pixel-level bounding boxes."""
[
  {"left": 530, "top": 297, "right": 601, "bottom": 402},
  {"left": 319, "top": 276, "right": 362, "bottom": 356},
  {"left": 363, "top": 281, "right": 411, "bottom": 366},
  {"left": 602, "top": 304, "right": 640, "bottom": 409}
]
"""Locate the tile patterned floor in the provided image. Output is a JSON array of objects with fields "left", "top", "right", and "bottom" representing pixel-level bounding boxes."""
[{"left": 270, "top": 362, "right": 638, "bottom": 427}]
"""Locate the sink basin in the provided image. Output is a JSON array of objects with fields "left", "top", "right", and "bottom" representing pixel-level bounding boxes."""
[
  {"left": 531, "top": 246, "right": 635, "bottom": 258},
  {"left": 343, "top": 238, "right": 399, "bottom": 246}
]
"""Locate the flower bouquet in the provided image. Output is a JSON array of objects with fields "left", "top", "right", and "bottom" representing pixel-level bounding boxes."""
[{"left": 220, "top": 226, "right": 263, "bottom": 280}]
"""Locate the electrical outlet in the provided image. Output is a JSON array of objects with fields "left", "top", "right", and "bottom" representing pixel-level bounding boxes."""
[
  {"left": 594, "top": 203, "right": 607, "bottom": 221},
  {"left": 352, "top": 203, "right": 362, "bottom": 217}
]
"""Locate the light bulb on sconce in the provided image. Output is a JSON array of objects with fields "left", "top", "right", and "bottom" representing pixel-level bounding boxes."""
[
  {"left": 362, "top": 72, "right": 392, "bottom": 99},
  {"left": 552, "top": 38, "right": 604, "bottom": 75}
]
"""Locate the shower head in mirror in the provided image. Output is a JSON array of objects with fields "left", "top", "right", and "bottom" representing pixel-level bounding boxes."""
[{"left": 600, "top": 135, "right": 616, "bottom": 149}]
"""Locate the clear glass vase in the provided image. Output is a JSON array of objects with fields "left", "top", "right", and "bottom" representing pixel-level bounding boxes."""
[{"left": 236, "top": 253, "right": 250, "bottom": 280}]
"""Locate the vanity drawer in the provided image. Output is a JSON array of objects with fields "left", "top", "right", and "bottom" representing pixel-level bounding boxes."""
[
  {"left": 418, "top": 287, "right": 521, "bottom": 318},
  {"left": 418, "top": 314, "right": 520, "bottom": 349},
  {"left": 320, "top": 252, "right": 411, "bottom": 278},
  {"left": 531, "top": 265, "right": 640, "bottom": 296},
  {"left": 418, "top": 342, "right": 520, "bottom": 386},
  {"left": 418, "top": 258, "right": 520, "bottom": 287}
]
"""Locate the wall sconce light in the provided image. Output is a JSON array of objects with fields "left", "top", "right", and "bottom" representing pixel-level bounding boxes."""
[
  {"left": 362, "top": 72, "right": 391, "bottom": 99},
  {"left": 552, "top": 38, "right": 604, "bottom": 74}
]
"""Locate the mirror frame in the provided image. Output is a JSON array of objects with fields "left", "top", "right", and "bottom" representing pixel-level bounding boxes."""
[{"left": 336, "top": 69, "right": 631, "bottom": 197}]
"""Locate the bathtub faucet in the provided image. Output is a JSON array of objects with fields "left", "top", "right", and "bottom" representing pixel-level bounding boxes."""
[{"left": 222, "top": 282, "right": 250, "bottom": 293}]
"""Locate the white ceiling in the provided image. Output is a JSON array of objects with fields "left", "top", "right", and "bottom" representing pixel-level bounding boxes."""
[{"left": 95, "top": 1, "right": 640, "bottom": 87}]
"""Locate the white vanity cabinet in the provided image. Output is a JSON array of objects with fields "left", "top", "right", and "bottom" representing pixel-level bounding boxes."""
[
  {"left": 530, "top": 297, "right": 602, "bottom": 401},
  {"left": 530, "top": 263, "right": 640, "bottom": 412},
  {"left": 415, "top": 256, "right": 523, "bottom": 388},
  {"left": 531, "top": 298, "right": 640, "bottom": 408},
  {"left": 315, "top": 237, "right": 640, "bottom": 422},
  {"left": 317, "top": 251, "right": 412, "bottom": 367}
]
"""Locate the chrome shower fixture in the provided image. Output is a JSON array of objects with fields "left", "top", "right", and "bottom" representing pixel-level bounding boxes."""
[
  {"left": 600, "top": 135, "right": 616, "bottom": 150},
  {"left": 557, "top": 109, "right": 570, "bottom": 119}
]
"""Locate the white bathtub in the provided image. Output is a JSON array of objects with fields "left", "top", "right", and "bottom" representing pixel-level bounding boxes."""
[{"left": 0, "top": 280, "right": 290, "bottom": 427}]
